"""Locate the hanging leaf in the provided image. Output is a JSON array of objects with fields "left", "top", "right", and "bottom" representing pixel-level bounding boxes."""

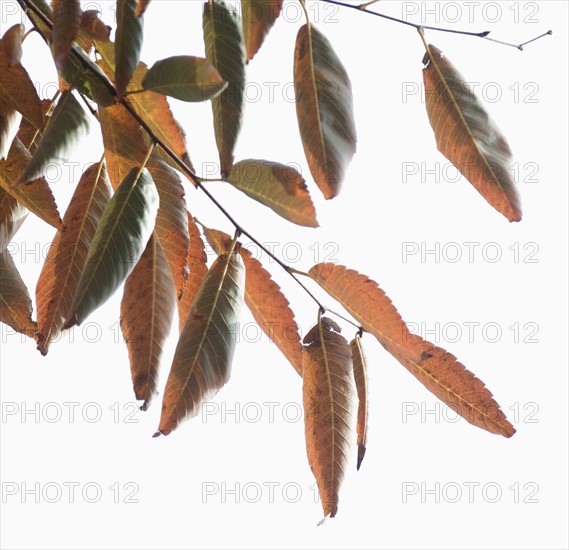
[
  {"left": 309, "top": 263, "right": 425, "bottom": 363},
  {"left": 51, "top": 0, "right": 82, "bottom": 69},
  {"left": 422, "top": 44, "right": 521, "bottom": 222},
  {"left": 0, "top": 138, "right": 62, "bottom": 229},
  {"left": 242, "top": 0, "right": 282, "bottom": 62},
  {"left": 203, "top": 0, "right": 246, "bottom": 176},
  {"left": 121, "top": 233, "right": 176, "bottom": 410},
  {"left": 80, "top": 10, "right": 111, "bottom": 42},
  {"left": 294, "top": 24, "right": 357, "bottom": 199},
  {"left": 225, "top": 159, "right": 318, "bottom": 227},
  {"left": 0, "top": 248, "right": 37, "bottom": 339},
  {"left": 142, "top": 56, "right": 227, "bottom": 102},
  {"left": 136, "top": 0, "right": 151, "bottom": 17},
  {"left": 115, "top": 0, "right": 144, "bottom": 100},
  {"left": 23, "top": 90, "right": 89, "bottom": 183},
  {"left": 66, "top": 167, "right": 159, "bottom": 327},
  {"left": 387, "top": 334, "right": 515, "bottom": 437},
  {"left": 36, "top": 161, "right": 112, "bottom": 355},
  {"left": 155, "top": 251, "right": 245, "bottom": 436},
  {"left": 350, "top": 334, "right": 368, "bottom": 470},
  {"left": 0, "top": 24, "right": 25, "bottom": 67},
  {"left": 0, "top": 185, "right": 27, "bottom": 245},
  {"left": 0, "top": 99, "right": 22, "bottom": 160},
  {"left": 303, "top": 316, "right": 355, "bottom": 519},
  {"left": 177, "top": 211, "right": 207, "bottom": 331}
]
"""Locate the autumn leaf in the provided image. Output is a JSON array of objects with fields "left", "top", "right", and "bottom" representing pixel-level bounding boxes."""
[
  {"left": 387, "top": 334, "right": 515, "bottom": 437},
  {"left": 350, "top": 334, "right": 368, "bottom": 470},
  {"left": 142, "top": 56, "right": 227, "bottom": 102},
  {"left": 136, "top": 0, "right": 151, "bottom": 17},
  {"left": 225, "top": 159, "right": 318, "bottom": 227},
  {"left": 51, "top": 0, "right": 81, "bottom": 69},
  {"left": 0, "top": 24, "right": 25, "bottom": 67},
  {"left": 0, "top": 247, "right": 37, "bottom": 339},
  {"left": 36, "top": 161, "right": 112, "bottom": 355},
  {"left": 303, "top": 316, "right": 355, "bottom": 519},
  {"left": 115, "top": 0, "right": 144, "bottom": 100},
  {"left": 422, "top": 44, "right": 521, "bottom": 222},
  {"left": 80, "top": 9, "right": 111, "bottom": 42},
  {"left": 294, "top": 24, "right": 357, "bottom": 199},
  {"left": 66, "top": 167, "right": 159, "bottom": 327},
  {"left": 177, "top": 211, "right": 207, "bottom": 331},
  {"left": 23, "top": 90, "right": 90, "bottom": 183},
  {"left": 0, "top": 138, "right": 62, "bottom": 229},
  {"left": 203, "top": 0, "right": 246, "bottom": 176},
  {"left": 0, "top": 99, "right": 22, "bottom": 160},
  {"left": 121, "top": 233, "right": 176, "bottom": 410},
  {"left": 242, "top": 0, "right": 282, "bottom": 62},
  {"left": 0, "top": 184, "right": 27, "bottom": 245},
  {"left": 308, "top": 263, "right": 425, "bottom": 363},
  {"left": 155, "top": 252, "right": 245, "bottom": 436}
]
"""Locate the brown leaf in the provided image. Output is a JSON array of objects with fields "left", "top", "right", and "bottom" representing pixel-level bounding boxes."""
[
  {"left": 388, "top": 334, "right": 515, "bottom": 437},
  {"left": 0, "top": 98, "right": 22, "bottom": 160},
  {"left": 52, "top": 0, "right": 82, "bottom": 69},
  {"left": 309, "top": 263, "right": 425, "bottom": 363},
  {"left": 242, "top": 0, "right": 282, "bottom": 62},
  {"left": 177, "top": 211, "right": 207, "bottom": 331},
  {"left": 136, "top": 0, "right": 151, "bottom": 17},
  {"left": 303, "top": 316, "right": 355, "bottom": 519},
  {"left": 80, "top": 10, "right": 111, "bottom": 42},
  {"left": 0, "top": 24, "right": 25, "bottom": 67},
  {"left": 36, "top": 161, "right": 112, "bottom": 355},
  {"left": 0, "top": 184, "right": 27, "bottom": 245},
  {"left": 350, "top": 334, "right": 368, "bottom": 470},
  {"left": 422, "top": 44, "right": 521, "bottom": 222},
  {"left": 121, "top": 233, "right": 176, "bottom": 409}
]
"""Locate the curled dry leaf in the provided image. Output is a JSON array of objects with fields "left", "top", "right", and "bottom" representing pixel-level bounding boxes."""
[
  {"left": 80, "top": 10, "right": 111, "bottom": 42},
  {"left": 350, "top": 334, "right": 368, "bottom": 470}
]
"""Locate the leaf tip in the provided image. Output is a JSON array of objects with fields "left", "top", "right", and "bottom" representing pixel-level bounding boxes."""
[
  {"left": 356, "top": 445, "right": 366, "bottom": 470},
  {"left": 152, "top": 430, "right": 162, "bottom": 438}
]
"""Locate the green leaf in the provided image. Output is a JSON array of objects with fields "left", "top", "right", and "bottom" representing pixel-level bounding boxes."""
[
  {"left": 203, "top": 0, "right": 246, "bottom": 176},
  {"left": 115, "top": 0, "right": 144, "bottom": 100},
  {"left": 294, "top": 24, "right": 357, "bottom": 199},
  {"left": 242, "top": 0, "right": 282, "bottom": 62},
  {"left": 155, "top": 252, "right": 245, "bottom": 436},
  {"left": 23, "top": 90, "right": 89, "bottom": 183},
  {"left": 66, "top": 167, "right": 159, "bottom": 326},
  {"left": 142, "top": 56, "right": 227, "bottom": 102},
  {"left": 226, "top": 159, "right": 318, "bottom": 227}
]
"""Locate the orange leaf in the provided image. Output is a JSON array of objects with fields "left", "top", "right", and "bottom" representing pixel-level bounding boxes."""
[
  {"left": 308, "top": 263, "right": 425, "bottom": 363},
  {"left": 242, "top": 0, "right": 282, "bottom": 62},
  {"left": 0, "top": 24, "right": 25, "bottom": 67},
  {"left": 121, "top": 233, "right": 176, "bottom": 409},
  {"left": 422, "top": 44, "right": 521, "bottom": 222},
  {"left": 350, "top": 334, "right": 368, "bottom": 470},
  {"left": 52, "top": 0, "right": 82, "bottom": 69},
  {"left": 388, "top": 334, "right": 515, "bottom": 437},
  {"left": 36, "top": 161, "right": 112, "bottom": 355},
  {"left": 136, "top": 0, "right": 151, "bottom": 17},
  {"left": 303, "top": 316, "right": 355, "bottom": 519}
]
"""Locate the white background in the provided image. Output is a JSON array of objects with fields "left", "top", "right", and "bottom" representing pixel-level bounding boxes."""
[{"left": 1, "top": 1, "right": 567, "bottom": 549}]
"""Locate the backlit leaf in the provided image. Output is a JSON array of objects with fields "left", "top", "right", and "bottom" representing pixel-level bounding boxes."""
[
  {"left": 203, "top": 0, "right": 246, "bottom": 176},
  {"left": 23, "top": 90, "right": 89, "bottom": 183},
  {"left": 52, "top": 0, "right": 82, "bottom": 69},
  {"left": 387, "top": 334, "right": 515, "bottom": 437},
  {"left": 303, "top": 316, "right": 355, "bottom": 519},
  {"left": 422, "top": 44, "right": 521, "bottom": 222},
  {"left": 0, "top": 99, "right": 22, "bottom": 160},
  {"left": 226, "top": 159, "right": 318, "bottom": 227},
  {"left": 0, "top": 185, "right": 27, "bottom": 245},
  {"left": 308, "top": 263, "right": 425, "bottom": 363},
  {"left": 242, "top": 0, "right": 282, "bottom": 62},
  {"left": 66, "top": 167, "right": 159, "bottom": 326},
  {"left": 121, "top": 233, "right": 176, "bottom": 409},
  {"left": 36, "top": 161, "right": 112, "bottom": 355},
  {"left": 155, "top": 252, "right": 244, "bottom": 436},
  {"left": 294, "top": 24, "right": 357, "bottom": 199},
  {"left": 350, "top": 334, "right": 368, "bottom": 470},
  {"left": 80, "top": 9, "right": 111, "bottom": 42},
  {"left": 1, "top": 24, "right": 25, "bottom": 66},
  {"left": 115, "top": 0, "right": 144, "bottom": 100},
  {"left": 142, "top": 56, "right": 227, "bottom": 102}
]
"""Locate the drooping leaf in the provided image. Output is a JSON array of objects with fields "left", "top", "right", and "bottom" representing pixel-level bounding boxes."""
[
  {"left": 309, "top": 263, "right": 425, "bottom": 363},
  {"left": 350, "top": 334, "right": 368, "bottom": 470},
  {"left": 387, "top": 334, "right": 515, "bottom": 437},
  {"left": 16, "top": 99, "right": 52, "bottom": 153},
  {"left": 177, "top": 211, "right": 207, "bottom": 331},
  {"left": 66, "top": 167, "right": 159, "bottom": 327},
  {"left": 155, "top": 252, "right": 245, "bottom": 436},
  {"left": 422, "top": 44, "right": 521, "bottom": 222},
  {"left": 36, "top": 161, "right": 112, "bottom": 355},
  {"left": 203, "top": 0, "right": 246, "bottom": 176},
  {"left": 136, "top": 0, "right": 151, "bottom": 17},
  {"left": 23, "top": 90, "right": 89, "bottom": 183},
  {"left": 226, "top": 159, "right": 318, "bottom": 227},
  {"left": 0, "top": 247, "right": 37, "bottom": 338},
  {"left": 142, "top": 56, "right": 227, "bottom": 102},
  {"left": 121, "top": 233, "right": 176, "bottom": 410},
  {"left": 0, "top": 99, "right": 22, "bottom": 160},
  {"left": 0, "top": 138, "right": 62, "bottom": 228},
  {"left": 51, "top": 0, "right": 82, "bottom": 69},
  {"left": 0, "top": 185, "right": 27, "bottom": 245},
  {"left": 294, "top": 24, "right": 357, "bottom": 199},
  {"left": 0, "top": 24, "right": 25, "bottom": 66},
  {"left": 242, "top": 0, "right": 282, "bottom": 62},
  {"left": 203, "top": 226, "right": 303, "bottom": 376},
  {"left": 80, "top": 9, "right": 111, "bottom": 42},
  {"left": 303, "top": 316, "right": 355, "bottom": 519},
  {"left": 115, "top": 0, "right": 144, "bottom": 100}
]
